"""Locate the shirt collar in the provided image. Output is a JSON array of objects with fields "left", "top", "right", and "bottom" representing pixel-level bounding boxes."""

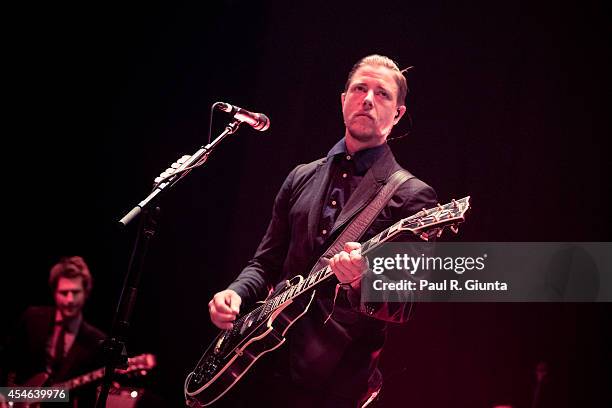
[
  {"left": 326, "top": 138, "right": 388, "bottom": 176},
  {"left": 55, "top": 309, "right": 82, "bottom": 334}
]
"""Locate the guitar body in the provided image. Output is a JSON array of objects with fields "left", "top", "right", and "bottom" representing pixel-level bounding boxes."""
[{"left": 185, "top": 288, "right": 316, "bottom": 407}]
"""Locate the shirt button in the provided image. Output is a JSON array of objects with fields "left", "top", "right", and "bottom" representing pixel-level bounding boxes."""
[
  {"left": 346, "top": 155, "right": 352, "bottom": 160},
  {"left": 331, "top": 200, "right": 337, "bottom": 206},
  {"left": 342, "top": 173, "right": 348, "bottom": 178},
  {"left": 322, "top": 229, "right": 328, "bottom": 235}
]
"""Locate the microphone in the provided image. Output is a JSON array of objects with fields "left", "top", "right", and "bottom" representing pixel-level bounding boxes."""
[{"left": 215, "top": 102, "right": 270, "bottom": 131}]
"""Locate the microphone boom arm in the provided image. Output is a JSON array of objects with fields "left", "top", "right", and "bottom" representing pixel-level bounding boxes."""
[{"left": 118, "top": 119, "right": 241, "bottom": 226}]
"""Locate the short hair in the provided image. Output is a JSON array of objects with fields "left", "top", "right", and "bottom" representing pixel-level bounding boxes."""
[
  {"left": 49, "top": 256, "right": 93, "bottom": 295},
  {"left": 344, "top": 54, "right": 408, "bottom": 105}
]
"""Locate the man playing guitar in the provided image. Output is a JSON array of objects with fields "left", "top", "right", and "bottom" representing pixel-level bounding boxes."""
[{"left": 208, "top": 54, "right": 438, "bottom": 407}]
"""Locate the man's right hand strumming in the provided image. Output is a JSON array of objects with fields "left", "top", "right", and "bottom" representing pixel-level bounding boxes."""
[{"left": 208, "top": 289, "right": 242, "bottom": 330}]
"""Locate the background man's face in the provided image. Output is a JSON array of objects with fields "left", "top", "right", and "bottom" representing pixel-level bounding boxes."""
[
  {"left": 342, "top": 64, "right": 405, "bottom": 146},
  {"left": 54, "top": 276, "right": 86, "bottom": 319}
]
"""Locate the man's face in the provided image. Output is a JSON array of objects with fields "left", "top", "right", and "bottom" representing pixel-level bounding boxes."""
[
  {"left": 342, "top": 64, "right": 406, "bottom": 147},
  {"left": 54, "top": 277, "right": 86, "bottom": 319}
]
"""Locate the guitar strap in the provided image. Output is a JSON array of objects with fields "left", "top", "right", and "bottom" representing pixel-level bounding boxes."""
[
  {"left": 311, "top": 168, "right": 413, "bottom": 324},
  {"left": 310, "top": 168, "right": 414, "bottom": 275}
]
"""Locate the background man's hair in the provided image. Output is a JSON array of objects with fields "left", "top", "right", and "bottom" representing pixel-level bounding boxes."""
[
  {"left": 344, "top": 54, "right": 408, "bottom": 105},
  {"left": 49, "top": 256, "right": 93, "bottom": 295}
]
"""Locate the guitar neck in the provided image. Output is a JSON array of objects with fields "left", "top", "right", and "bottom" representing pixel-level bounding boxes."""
[
  {"left": 259, "top": 196, "right": 470, "bottom": 316},
  {"left": 54, "top": 367, "right": 105, "bottom": 390},
  {"left": 260, "top": 218, "right": 409, "bottom": 315}
]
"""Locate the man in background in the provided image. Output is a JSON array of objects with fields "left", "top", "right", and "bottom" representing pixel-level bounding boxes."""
[{"left": 2, "top": 256, "right": 106, "bottom": 406}]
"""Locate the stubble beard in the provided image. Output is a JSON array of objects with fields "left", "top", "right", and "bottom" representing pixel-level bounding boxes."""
[{"left": 347, "top": 119, "right": 379, "bottom": 143}]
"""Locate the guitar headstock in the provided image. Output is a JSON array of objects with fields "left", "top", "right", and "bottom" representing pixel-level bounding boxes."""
[
  {"left": 117, "top": 353, "right": 157, "bottom": 376},
  {"left": 400, "top": 196, "right": 471, "bottom": 241}
]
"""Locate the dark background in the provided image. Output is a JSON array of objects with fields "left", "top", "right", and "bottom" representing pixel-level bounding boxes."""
[{"left": 5, "top": 1, "right": 610, "bottom": 407}]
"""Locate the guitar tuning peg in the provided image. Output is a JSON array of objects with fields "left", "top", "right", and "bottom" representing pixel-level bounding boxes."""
[
  {"left": 436, "top": 227, "right": 444, "bottom": 238},
  {"left": 437, "top": 203, "right": 444, "bottom": 210},
  {"left": 450, "top": 225, "right": 459, "bottom": 234},
  {"left": 452, "top": 199, "right": 457, "bottom": 208},
  {"left": 178, "top": 155, "right": 191, "bottom": 164},
  {"left": 419, "top": 232, "right": 429, "bottom": 241},
  {"left": 171, "top": 162, "right": 181, "bottom": 169}
]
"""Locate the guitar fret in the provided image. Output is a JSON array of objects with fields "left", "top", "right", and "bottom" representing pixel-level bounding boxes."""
[
  {"left": 384, "top": 222, "right": 399, "bottom": 239},
  {"left": 259, "top": 303, "right": 270, "bottom": 320},
  {"left": 274, "top": 296, "right": 284, "bottom": 310}
]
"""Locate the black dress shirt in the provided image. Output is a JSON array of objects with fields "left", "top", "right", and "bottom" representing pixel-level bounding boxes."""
[{"left": 316, "top": 139, "right": 387, "bottom": 250}]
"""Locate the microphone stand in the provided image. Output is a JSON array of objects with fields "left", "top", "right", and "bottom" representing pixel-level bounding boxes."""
[{"left": 95, "top": 119, "right": 242, "bottom": 408}]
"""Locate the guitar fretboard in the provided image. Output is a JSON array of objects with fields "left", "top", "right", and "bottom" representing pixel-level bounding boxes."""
[
  {"left": 55, "top": 368, "right": 105, "bottom": 389},
  {"left": 256, "top": 220, "right": 401, "bottom": 320},
  {"left": 254, "top": 196, "right": 469, "bottom": 321},
  {"left": 52, "top": 354, "right": 154, "bottom": 390}
]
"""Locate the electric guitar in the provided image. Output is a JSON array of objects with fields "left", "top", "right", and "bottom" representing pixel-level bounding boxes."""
[
  {"left": 184, "top": 197, "right": 471, "bottom": 407},
  {"left": 11, "top": 353, "right": 156, "bottom": 407}
]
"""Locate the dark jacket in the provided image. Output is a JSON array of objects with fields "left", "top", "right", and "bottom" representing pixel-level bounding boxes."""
[{"left": 228, "top": 143, "right": 437, "bottom": 399}]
